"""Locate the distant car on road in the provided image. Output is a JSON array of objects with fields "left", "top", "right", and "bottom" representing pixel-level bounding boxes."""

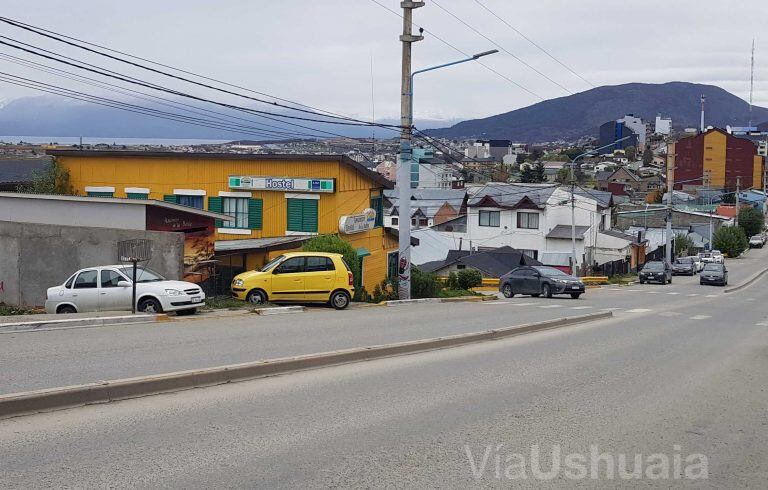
[
  {"left": 499, "top": 266, "right": 585, "bottom": 299},
  {"left": 749, "top": 235, "right": 764, "bottom": 248},
  {"left": 638, "top": 261, "right": 672, "bottom": 284},
  {"left": 672, "top": 257, "right": 696, "bottom": 276},
  {"left": 700, "top": 263, "right": 728, "bottom": 286},
  {"left": 689, "top": 255, "right": 704, "bottom": 273},
  {"left": 711, "top": 250, "right": 725, "bottom": 263},
  {"left": 45, "top": 266, "right": 204, "bottom": 315}
]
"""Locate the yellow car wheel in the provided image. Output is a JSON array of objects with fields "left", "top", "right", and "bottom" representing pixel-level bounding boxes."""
[{"left": 246, "top": 289, "right": 267, "bottom": 305}]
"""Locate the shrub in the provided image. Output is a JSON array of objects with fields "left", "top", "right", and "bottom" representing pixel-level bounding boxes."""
[
  {"left": 302, "top": 234, "right": 360, "bottom": 286},
  {"left": 446, "top": 271, "right": 459, "bottom": 290},
  {"left": 457, "top": 268, "right": 483, "bottom": 290},
  {"left": 411, "top": 267, "right": 440, "bottom": 299},
  {"left": 712, "top": 226, "right": 748, "bottom": 258},
  {"left": 674, "top": 233, "right": 694, "bottom": 257}
]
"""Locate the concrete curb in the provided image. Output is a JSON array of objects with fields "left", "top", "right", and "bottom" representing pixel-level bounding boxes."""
[
  {"left": 0, "top": 314, "right": 165, "bottom": 334},
  {"left": 383, "top": 298, "right": 441, "bottom": 306},
  {"left": 724, "top": 265, "right": 768, "bottom": 293},
  {"left": 383, "top": 296, "right": 494, "bottom": 306},
  {"left": 252, "top": 306, "right": 305, "bottom": 315},
  {"left": 439, "top": 296, "right": 494, "bottom": 303},
  {"left": 0, "top": 311, "right": 611, "bottom": 419}
]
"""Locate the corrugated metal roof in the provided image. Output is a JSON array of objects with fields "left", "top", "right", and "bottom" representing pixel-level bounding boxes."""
[
  {"left": 546, "top": 224, "right": 590, "bottom": 239},
  {"left": 214, "top": 236, "right": 308, "bottom": 252}
]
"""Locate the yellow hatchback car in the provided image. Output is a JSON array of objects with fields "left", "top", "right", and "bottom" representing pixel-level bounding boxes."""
[{"left": 231, "top": 252, "right": 355, "bottom": 309}]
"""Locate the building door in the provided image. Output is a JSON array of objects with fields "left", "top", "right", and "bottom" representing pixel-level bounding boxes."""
[{"left": 270, "top": 256, "right": 306, "bottom": 301}]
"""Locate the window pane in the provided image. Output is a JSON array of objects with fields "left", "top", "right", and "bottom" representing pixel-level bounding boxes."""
[
  {"left": 100, "top": 270, "right": 124, "bottom": 288},
  {"left": 178, "top": 195, "right": 203, "bottom": 209},
  {"left": 223, "top": 197, "right": 249, "bottom": 229},
  {"left": 74, "top": 270, "right": 98, "bottom": 289},
  {"left": 306, "top": 256, "right": 333, "bottom": 272},
  {"left": 276, "top": 257, "right": 305, "bottom": 274}
]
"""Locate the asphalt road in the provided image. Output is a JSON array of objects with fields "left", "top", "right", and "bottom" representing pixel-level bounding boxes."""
[
  {"left": 1, "top": 259, "right": 767, "bottom": 487},
  {"left": 1, "top": 248, "right": 766, "bottom": 395}
]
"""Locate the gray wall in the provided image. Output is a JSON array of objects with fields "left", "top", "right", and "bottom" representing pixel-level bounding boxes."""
[
  {"left": 0, "top": 195, "right": 146, "bottom": 230},
  {"left": 0, "top": 220, "right": 183, "bottom": 307}
]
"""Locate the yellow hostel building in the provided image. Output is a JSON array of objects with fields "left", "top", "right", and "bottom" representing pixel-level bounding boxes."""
[{"left": 48, "top": 150, "right": 401, "bottom": 294}]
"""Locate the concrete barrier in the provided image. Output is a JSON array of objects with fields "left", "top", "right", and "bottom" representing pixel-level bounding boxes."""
[
  {"left": 0, "top": 311, "right": 612, "bottom": 419},
  {"left": 0, "top": 314, "right": 165, "bottom": 334}
]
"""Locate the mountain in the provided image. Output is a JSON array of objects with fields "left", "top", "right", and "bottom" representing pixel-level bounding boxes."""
[
  {"left": 0, "top": 95, "right": 457, "bottom": 141},
  {"left": 426, "top": 82, "right": 768, "bottom": 143}
]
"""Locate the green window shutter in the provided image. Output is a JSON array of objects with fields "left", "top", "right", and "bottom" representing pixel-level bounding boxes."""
[
  {"left": 163, "top": 194, "right": 178, "bottom": 204},
  {"left": 87, "top": 191, "right": 113, "bottom": 198},
  {"left": 208, "top": 196, "right": 223, "bottom": 228},
  {"left": 286, "top": 198, "right": 304, "bottom": 232},
  {"left": 370, "top": 196, "right": 383, "bottom": 228},
  {"left": 126, "top": 193, "right": 148, "bottom": 200},
  {"left": 248, "top": 198, "right": 263, "bottom": 230},
  {"left": 303, "top": 199, "right": 318, "bottom": 233}
]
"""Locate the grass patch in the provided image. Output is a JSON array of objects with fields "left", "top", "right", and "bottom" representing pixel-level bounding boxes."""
[
  {"left": 437, "top": 288, "right": 482, "bottom": 298},
  {"left": 607, "top": 274, "right": 636, "bottom": 285},
  {"left": 0, "top": 303, "right": 41, "bottom": 316},
  {"left": 203, "top": 296, "right": 257, "bottom": 310}
]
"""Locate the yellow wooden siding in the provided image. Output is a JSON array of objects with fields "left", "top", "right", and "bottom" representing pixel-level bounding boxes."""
[{"left": 703, "top": 132, "right": 726, "bottom": 188}]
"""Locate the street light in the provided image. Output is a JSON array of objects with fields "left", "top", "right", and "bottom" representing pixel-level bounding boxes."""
[
  {"left": 568, "top": 135, "right": 632, "bottom": 276},
  {"left": 397, "top": 49, "right": 498, "bottom": 299}
]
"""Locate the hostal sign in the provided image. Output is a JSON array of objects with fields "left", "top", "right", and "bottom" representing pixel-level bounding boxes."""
[
  {"left": 339, "top": 208, "right": 376, "bottom": 234},
  {"left": 229, "top": 176, "right": 334, "bottom": 193}
]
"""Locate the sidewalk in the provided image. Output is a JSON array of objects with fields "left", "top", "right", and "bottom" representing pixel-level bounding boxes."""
[{"left": 0, "top": 310, "right": 135, "bottom": 325}]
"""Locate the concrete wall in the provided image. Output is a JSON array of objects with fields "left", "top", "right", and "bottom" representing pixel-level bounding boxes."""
[
  {"left": 0, "top": 196, "right": 146, "bottom": 230},
  {"left": 0, "top": 221, "right": 183, "bottom": 307}
]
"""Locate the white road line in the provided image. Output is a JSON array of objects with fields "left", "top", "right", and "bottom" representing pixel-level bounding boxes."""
[
  {"left": 485, "top": 301, "right": 511, "bottom": 305},
  {"left": 570, "top": 306, "right": 593, "bottom": 310},
  {"left": 705, "top": 294, "right": 718, "bottom": 298},
  {"left": 646, "top": 291, "right": 661, "bottom": 294},
  {"left": 608, "top": 289, "right": 624, "bottom": 292},
  {"left": 666, "top": 292, "right": 681, "bottom": 295},
  {"left": 538, "top": 304, "right": 563, "bottom": 309},
  {"left": 756, "top": 322, "right": 768, "bottom": 326},
  {"left": 686, "top": 293, "right": 700, "bottom": 297},
  {"left": 600, "top": 307, "right": 624, "bottom": 311},
  {"left": 624, "top": 289, "right": 643, "bottom": 292},
  {"left": 745, "top": 298, "right": 756, "bottom": 301},
  {"left": 690, "top": 315, "right": 711, "bottom": 320},
  {"left": 658, "top": 311, "right": 681, "bottom": 317},
  {"left": 626, "top": 308, "right": 652, "bottom": 313},
  {"left": 512, "top": 302, "right": 538, "bottom": 306}
]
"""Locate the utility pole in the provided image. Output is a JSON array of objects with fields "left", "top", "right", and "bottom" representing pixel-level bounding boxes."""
[
  {"left": 704, "top": 170, "right": 713, "bottom": 249},
  {"left": 396, "top": 1, "right": 424, "bottom": 300},
  {"left": 570, "top": 163, "right": 577, "bottom": 276},
  {"left": 735, "top": 176, "right": 741, "bottom": 227},
  {"left": 665, "top": 152, "right": 674, "bottom": 265}
]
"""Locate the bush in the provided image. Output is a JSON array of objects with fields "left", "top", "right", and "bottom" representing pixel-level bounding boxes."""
[
  {"left": 372, "top": 279, "right": 398, "bottom": 303},
  {"left": 457, "top": 269, "right": 483, "bottom": 290},
  {"left": 446, "top": 271, "right": 459, "bottom": 290},
  {"left": 674, "top": 233, "right": 694, "bottom": 257},
  {"left": 302, "top": 233, "right": 360, "bottom": 287},
  {"left": 712, "top": 226, "right": 748, "bottom": 258},
  {"left": 411, "top": 267, "right": 440, "bottom": 299},
  {"left": 738, "top": 206, "right": 764, "bottom": 238}
]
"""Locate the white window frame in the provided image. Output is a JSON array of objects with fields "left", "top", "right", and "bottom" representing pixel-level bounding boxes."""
[
  {"left": 85, "top": 186, "right": 115, "bottom": 193},
  {"left": 173, "top": 189, "right": 206, "bottom": 196},
  {"left": 124, "top": 187, "right": 150, "bottom": 194}
]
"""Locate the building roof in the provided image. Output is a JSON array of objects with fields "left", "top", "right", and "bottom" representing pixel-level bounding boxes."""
[
  {"left": 214, "top": 236, "right": 309, "bottom": 253},
  {"left": 0, "top": 192, "right": 230, "bottom": 220},
  {"left": 0, "top": 158, "right": 51, "bottom": 185},
  {"left": 468, "top": 183, "right": 558, "bottom": 208},
  {"left": 384, "top": 188, "right": 466, "bottom": 219},
  {"left": 599, "top": 228, "right": 640, "bottom": 242},
  {"left": 420, "top": 246, "right": 542, "bottom": 277},
  {"left": 46, "top": 150, "right": 394, "bottom": 189},
  {"left": 595, "top": 170, "right": 613, "bottom": 182},
  {"left": 572, "top": 188, "right": 613, "bottom": 208},
  {"left": 546, "top": 224, "right": 590, "bottom": 240}
]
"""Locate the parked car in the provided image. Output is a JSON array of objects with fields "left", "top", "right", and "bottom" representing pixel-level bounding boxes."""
[
  {"left": 231, "top": 252, "right": 354, "bottom": 309},
  {"left": 700, "top": 263, "right": 728, "bottom": 286},
  {"left": 689, "top": 255, "right": 704, "bottom": 273},
  {"left": 45, "top": 266, "right": 204, "bottom": 315},
  {"left": 749, "top": 235, "right": 764, "bottom": 248},
  {"left": 698, "top": 252, "right": 714, "bottom": 264},
  {"left": 638, "top": 261, "right": 672, "bottom": 284},
  {"left": 672, "top": 257, "right": 696, "bottom": 276},
  {"left": 499, "top": 266, "right": 585, "bottom": 299}
]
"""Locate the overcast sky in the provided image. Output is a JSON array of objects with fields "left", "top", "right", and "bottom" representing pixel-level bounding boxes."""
[{"left": 0, "top": 0, "right": 764, "bottom": 124}]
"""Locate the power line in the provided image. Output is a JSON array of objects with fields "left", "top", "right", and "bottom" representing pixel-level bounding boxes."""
[
  {"left": 430, "top": 0, "right": 574, "bottom": 94},
  {"left": 367, "top": 0, "right": 543, "bottom": 100},
  {"left": 471, "top": 0, "right": 594, "bottom": 88},
  {"left": 0, "top": 15, "right": 404, "bottom": 129}
]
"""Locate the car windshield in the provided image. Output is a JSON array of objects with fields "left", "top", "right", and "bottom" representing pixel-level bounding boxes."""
[
  {"left": 675, "top": 258, "right": 692, "bottom": 264},
  {"left": 643, "top": 262, "right": 664, "bottom": 271},
  {"left": 260, "top": 255, "right": 286, "bottom": 272},
  {"left": 116, "top": 266, "right": 165, "bottom": 283},
  {"left": 703, "top": 264, "right": 723, "bottom": 272},
  {"left": 752, "top": 235, "right": 762, "bottom": 240},
  {"left": 700, "top": 253, "right": 711, "bottom": 258},
  {"left": 533, "top": 266, "right": 568, "bottom": 276}
]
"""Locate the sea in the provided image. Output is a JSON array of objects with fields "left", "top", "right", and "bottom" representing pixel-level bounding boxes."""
[{"left": 0, "top": 136, "right": 230, "bottom": 146}]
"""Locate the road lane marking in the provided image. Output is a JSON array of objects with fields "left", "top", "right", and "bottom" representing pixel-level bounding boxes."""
[
  {"left": 538, "top": 304, "right": 563, "bottom": 309},
  {"left": 705, "top": 294, "right": 718, "bottom": 298},
  {"left": 570, "top": 306, "right": 593, "bottom": 310},
  {"left": 756, "top": 322, "right": 768, "bottom": 326},
  {"left": 646, "top": 291, "right": 661, "bottom": 294},
  {"left": 485, "top": 301, "right": 511, "bottom": 305},
  {"left": 745, "top": 298, "right": 756, "bottom": 301},
  {"left": 600, "top": 307, "right": 623, "bottom": 311},
  {"left": 666, "top": 292, "right": 681, "bottom": 295},
  {"left": 658, "top": 311, "right": 681, "bottom": 317},
  {"left": 512, "top": 302, "right": 538, "bottom": 306},
  {"left": 686, "top": 293, "right": 700, "bottom": 297},
  {"left": 626, "top": 308, "right": 652, "bottom": 313},
  {"left": 690, "top": 315, "right": 711, "bottom": 320},
  {"left": 624, "top": 289, "right": 643, "bottom": 292}
]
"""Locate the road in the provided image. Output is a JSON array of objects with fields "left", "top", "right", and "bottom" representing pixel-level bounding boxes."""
[
  {"left": 1, "top": 256, "right": 767, "bottom": 486},
  {"left": 0, "top": 249, "right": 765, "bottom": 395}
]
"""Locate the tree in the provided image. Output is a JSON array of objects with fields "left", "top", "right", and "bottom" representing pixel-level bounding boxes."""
[
  {"left": 738, "top": 206, "right": 764, "bottom": 238},
  {"left": 624, "top": 146, "right": 636, "bottom": 161},
  {"left": 411, "top": 267, "right": 440, "bottom": 298},
  {"left": 16, "top": 161, "right": 74, "bottom": 195},
  {"left": 302, "top": 234, "right": 361, "bottom": 295},
  {"left": 520, "top": 164, "right": 536, "bottom": 183},
  {"left": 712, "top": 226, "right": 748, "bottom": 258},
  {"left": 555, "top": 167, "right": 570, "bottom": 184},
  {"left": 516, "top": 153, "right": 526, "bottom": 165},
  {"left": 642, "top": 148, "right": 653, "bottom": 165},
  {"left": 532, "top": 162, "right": 546, "bottom": 183},
  {"left": 674, "top": 233, "right": 694, "bottom": 257}
]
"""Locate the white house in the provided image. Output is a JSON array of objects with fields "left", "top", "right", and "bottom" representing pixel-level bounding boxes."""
[{"left": 460, "top": 183, "right": 614, "bottom": 267}]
